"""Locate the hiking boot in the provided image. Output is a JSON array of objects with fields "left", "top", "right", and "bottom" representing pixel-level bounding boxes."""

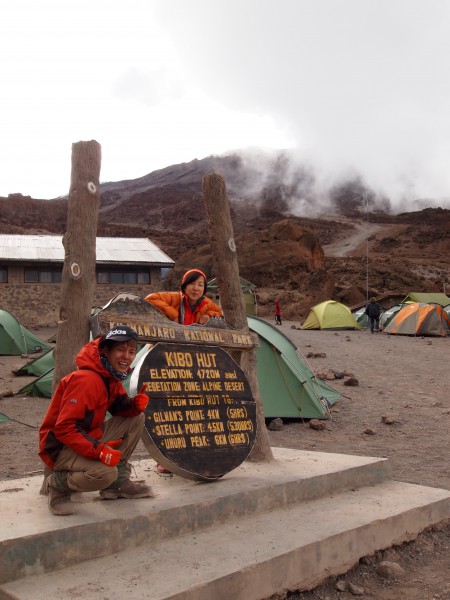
[
  {"left": 99, "top": 479, "right": 154, "bottom": 500},
  {"left": 39, "top": 465, "right": 53, "bottom": 496},
  {"left": 47, "top": 473, "right": 74, "bottom": 516}
]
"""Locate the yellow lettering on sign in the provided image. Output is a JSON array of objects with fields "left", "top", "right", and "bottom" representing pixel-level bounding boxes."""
[
  {"left": 227, "top": 407, "right": 247, "bottom": 419},
  {"left": 224, "top": 381, "right": 245, "bottom": 391},
  {"left": 190, "top": 435, "right": 209, "bottom": 447},
  {"left": 165, "top": 352, "right": 194, "bottom": 367},
  {"left": 167, "top": 397, "right": 187, "bottom": 407},
  {"left": 195, "top": 352, "right": 217, "bottom": 368},
  {"left": 184, "top": 422, "right": 206, "bottom": 434},
  {"left": 228, "top": 420, "right": 253, "bottom": 432},
  {"left": 185, "top": 409, "right": 205, "bottom": 421},
  {"left": 206, "top": 395, "right": 220, "bottom": 405},
  {"left": 147, "top": 381, "right": 182, "bottom": 392},
  {"left": 149, "top": 368, "right": 193, "bottom": 379},
  {"left": 153, "top": 410, "right": 184, "bottom": 423},
  {"left": 214, "top": 434, "right": 228, "bottom": 445},
  {"left": 155, "top": 423, "right": 183, "bottom": 436},
  {"left": 202, "top": 381, "right": 222, "bottom": 392},
  {"left": 164, "top": 436, "right": 187, "bottom": 449},
  {"left": 188, "top": 396, "right": 204, "bottom": 406},
  {"left": 228, "top": 433, "right": 247, "bottom": 445},
  {"left": 207, "top": 421, "right": 225, "bottom": 433},
  {"left": 184, "top": 381, "right": 200, "bottom": 392},
  {"left": 225, "top": 370, "right": 237, "bottom": 379}
]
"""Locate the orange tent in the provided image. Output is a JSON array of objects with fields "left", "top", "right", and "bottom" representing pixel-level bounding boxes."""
[{"left": 384, "top": 302, "right": 450, "bottom": 337}]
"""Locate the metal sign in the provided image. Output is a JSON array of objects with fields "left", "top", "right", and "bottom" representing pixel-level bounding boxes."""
[{"left": 130, "top": 342, "right": 257, "bottom": 481}]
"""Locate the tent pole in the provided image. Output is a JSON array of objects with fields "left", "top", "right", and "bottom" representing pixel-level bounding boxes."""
[{"left": 365, "top": 191, "right": 369, "bottom": 303}]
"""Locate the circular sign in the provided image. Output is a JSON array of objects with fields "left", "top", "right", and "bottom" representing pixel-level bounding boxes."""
[{"left": 130, "top": 342, "right": 257, "bottom": 481}]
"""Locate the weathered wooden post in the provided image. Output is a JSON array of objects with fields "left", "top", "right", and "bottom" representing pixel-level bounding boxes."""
[
  {"left": 202, "top": 173, "right": 273, "bottom": 462},
  {"left": 52, "top": 140, "right": 102, "bottom": 392}
]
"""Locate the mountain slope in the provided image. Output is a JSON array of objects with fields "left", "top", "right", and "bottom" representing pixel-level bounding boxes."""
[{"left": 1, "top": 155, "right": 449, "bottom": 319}]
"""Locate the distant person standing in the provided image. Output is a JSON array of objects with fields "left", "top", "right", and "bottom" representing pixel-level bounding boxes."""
[
  {"left": 274, "top": 299, "right": 282, "bottom": 325},
  {"left": 365, "top": 297, "right": 382, "bottom": 333}
]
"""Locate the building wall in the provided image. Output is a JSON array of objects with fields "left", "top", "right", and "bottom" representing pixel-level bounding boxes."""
[{"left": 0, "top": 267, "right": 163, "bottom": 328}]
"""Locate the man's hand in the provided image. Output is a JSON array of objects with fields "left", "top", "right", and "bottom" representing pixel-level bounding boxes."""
[
  {"left": 134, "top": 384, "right": 149, "bottom": 412},
  {"left": 99, "top": 439, "right": 122, "bottom": 466}
]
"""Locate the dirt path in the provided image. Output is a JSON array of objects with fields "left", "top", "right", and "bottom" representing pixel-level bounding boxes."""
[{"left": 321, "top": 216, "right": 406, "bottom": 259}]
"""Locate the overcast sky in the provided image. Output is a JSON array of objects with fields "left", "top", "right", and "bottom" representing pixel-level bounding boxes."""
[{"left": 2, "top": 0, "right": 450, "bottom": 208}]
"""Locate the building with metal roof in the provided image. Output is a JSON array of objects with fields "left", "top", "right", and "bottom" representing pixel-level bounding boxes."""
[
  {"left": 0, "top": 234, "right": 174, "bottom": 327},
  {"left": 0, "top": 235, "right": 174, "bottom": 266}
]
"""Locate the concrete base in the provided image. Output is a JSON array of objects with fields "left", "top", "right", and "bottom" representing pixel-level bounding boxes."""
[{"left": 1, "top": 448, "right": 449, "bottom": 600}]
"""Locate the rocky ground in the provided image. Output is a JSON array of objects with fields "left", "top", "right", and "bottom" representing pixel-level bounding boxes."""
[{"left": 0, "top": 322, "right": 449, "bottom": 599}]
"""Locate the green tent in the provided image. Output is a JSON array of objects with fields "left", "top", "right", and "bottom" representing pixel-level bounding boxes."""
[
  {"left": 13, "top": 348, "right": 55, "bottom": 376},
  {"left": 248, "top": 316, "right": 341, "bottom": 419},
  {"left": 208, "top": 277, "right": 257, "bottom": 316},
  {"left": 18, "top": 368, "right": 54, "bottom": 398},
  {"left": 402, "top": 292, "right": 450, "bottom": 306},
  {"left": 301, "top": 300, "right": 360, "bottom": 330},
  {"left": 352, "top": 307, "right": 369, "bottom": 328},
  {"left": 0, "top": 309, "right": 53, "bottom": 355}
]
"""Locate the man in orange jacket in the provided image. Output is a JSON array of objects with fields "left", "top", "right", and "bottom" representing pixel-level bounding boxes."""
[{"left": 39, "top": 325, "right": 153, "bottom": 516}]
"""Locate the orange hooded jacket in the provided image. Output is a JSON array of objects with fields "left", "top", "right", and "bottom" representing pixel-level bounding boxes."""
[
  {"left": 145, "top": 291, "right": 222, "bottom": 325},
  {"left": 39, "top": 338, "right": 141, "bottom": 469}
]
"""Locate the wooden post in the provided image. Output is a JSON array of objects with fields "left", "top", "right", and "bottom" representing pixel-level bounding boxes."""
[
  {"left": 52, "top": 140, "right": 102, "bottom": 392},
  {"left": 202, "top": 173, "right": 273, "bottom": 462}
]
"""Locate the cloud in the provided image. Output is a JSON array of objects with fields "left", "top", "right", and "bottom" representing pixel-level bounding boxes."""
[
  {"left": 2, "top": 0, "right": 450, "bottom": 208},
  {"left": 154, "top": 0, "right": 450, "bottom": 207}
]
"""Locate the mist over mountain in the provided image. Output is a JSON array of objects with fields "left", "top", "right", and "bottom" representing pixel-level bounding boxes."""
[{"left": 1, "top": 153, "right": 449, "bottom": 320}]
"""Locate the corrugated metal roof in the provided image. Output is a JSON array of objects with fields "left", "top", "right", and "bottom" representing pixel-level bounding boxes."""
[{"left": 0, "top": 235, "right": 174, "bottom": 266}]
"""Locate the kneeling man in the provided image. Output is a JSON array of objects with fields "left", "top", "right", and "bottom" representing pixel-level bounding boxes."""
[{"left": 39, "top": 325, "right": 153, "bottom": 516}]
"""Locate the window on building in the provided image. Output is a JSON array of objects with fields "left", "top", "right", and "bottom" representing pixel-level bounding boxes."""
[
  {"left": 97, "top": 272, "right": 109, "bottom": 284},
  {"left": 24, "top": 268, "right": 62, "bottom": 283},
  {"left": 0, "top": 266, "right": 7, "bottom": 283},
  {"left": 96, "top": 271, "right": 150, "bottom": 285},
  {"left": 137, "top": 272, "right": 150, "bottom": 284}
]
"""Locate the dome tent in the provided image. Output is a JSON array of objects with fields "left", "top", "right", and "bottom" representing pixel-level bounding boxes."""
[
  {"left": 384, "top": 302, "right": 450, "bottom": 336},
  {"left": 248, "top": 316, "right": 341, "bottom": 419},
  {"left": 13, "top": 348, "right": 54, "bottom": 376},
  {"left": 0, "top": 309, "right": 53, "bottom": 356},
  {"left": 379, "top": 303, "right": 406, "bottom": 330},
  {"left": 301, "top": 300, "right": 360, "bottom": 330},
  {"left": 352, "top": 306, "right": 369, "bottom": 328},
  {"left": 402, "top": 292, "right": 450, "bottom": 306}
]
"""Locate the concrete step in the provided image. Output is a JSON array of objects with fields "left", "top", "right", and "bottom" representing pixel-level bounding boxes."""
[
  {"left": 1, "top": 479, "right": 449, "bottom": 600},
  {"left": 0, "top": 448, "right": 449, "bottom": 600},
  {"left": 0, "top": 448, "right": 391, "bottom": 585}
]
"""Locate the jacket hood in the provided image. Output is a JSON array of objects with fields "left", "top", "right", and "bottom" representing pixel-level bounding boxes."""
[{"left": 75, "top": 338, "right": 109, "bottom": 376}]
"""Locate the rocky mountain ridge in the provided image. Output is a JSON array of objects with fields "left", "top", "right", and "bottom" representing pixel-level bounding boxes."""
[{"left": 1, "top": 154, "right": 449, "bottom": 320}]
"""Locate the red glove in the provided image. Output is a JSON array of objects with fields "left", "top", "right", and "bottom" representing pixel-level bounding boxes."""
[
  {"left": 99, "top": 438, "right": 122, "bottom": 466},
  {"left": 134, "top": 384, "right": 149, "bottom": 412}
]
